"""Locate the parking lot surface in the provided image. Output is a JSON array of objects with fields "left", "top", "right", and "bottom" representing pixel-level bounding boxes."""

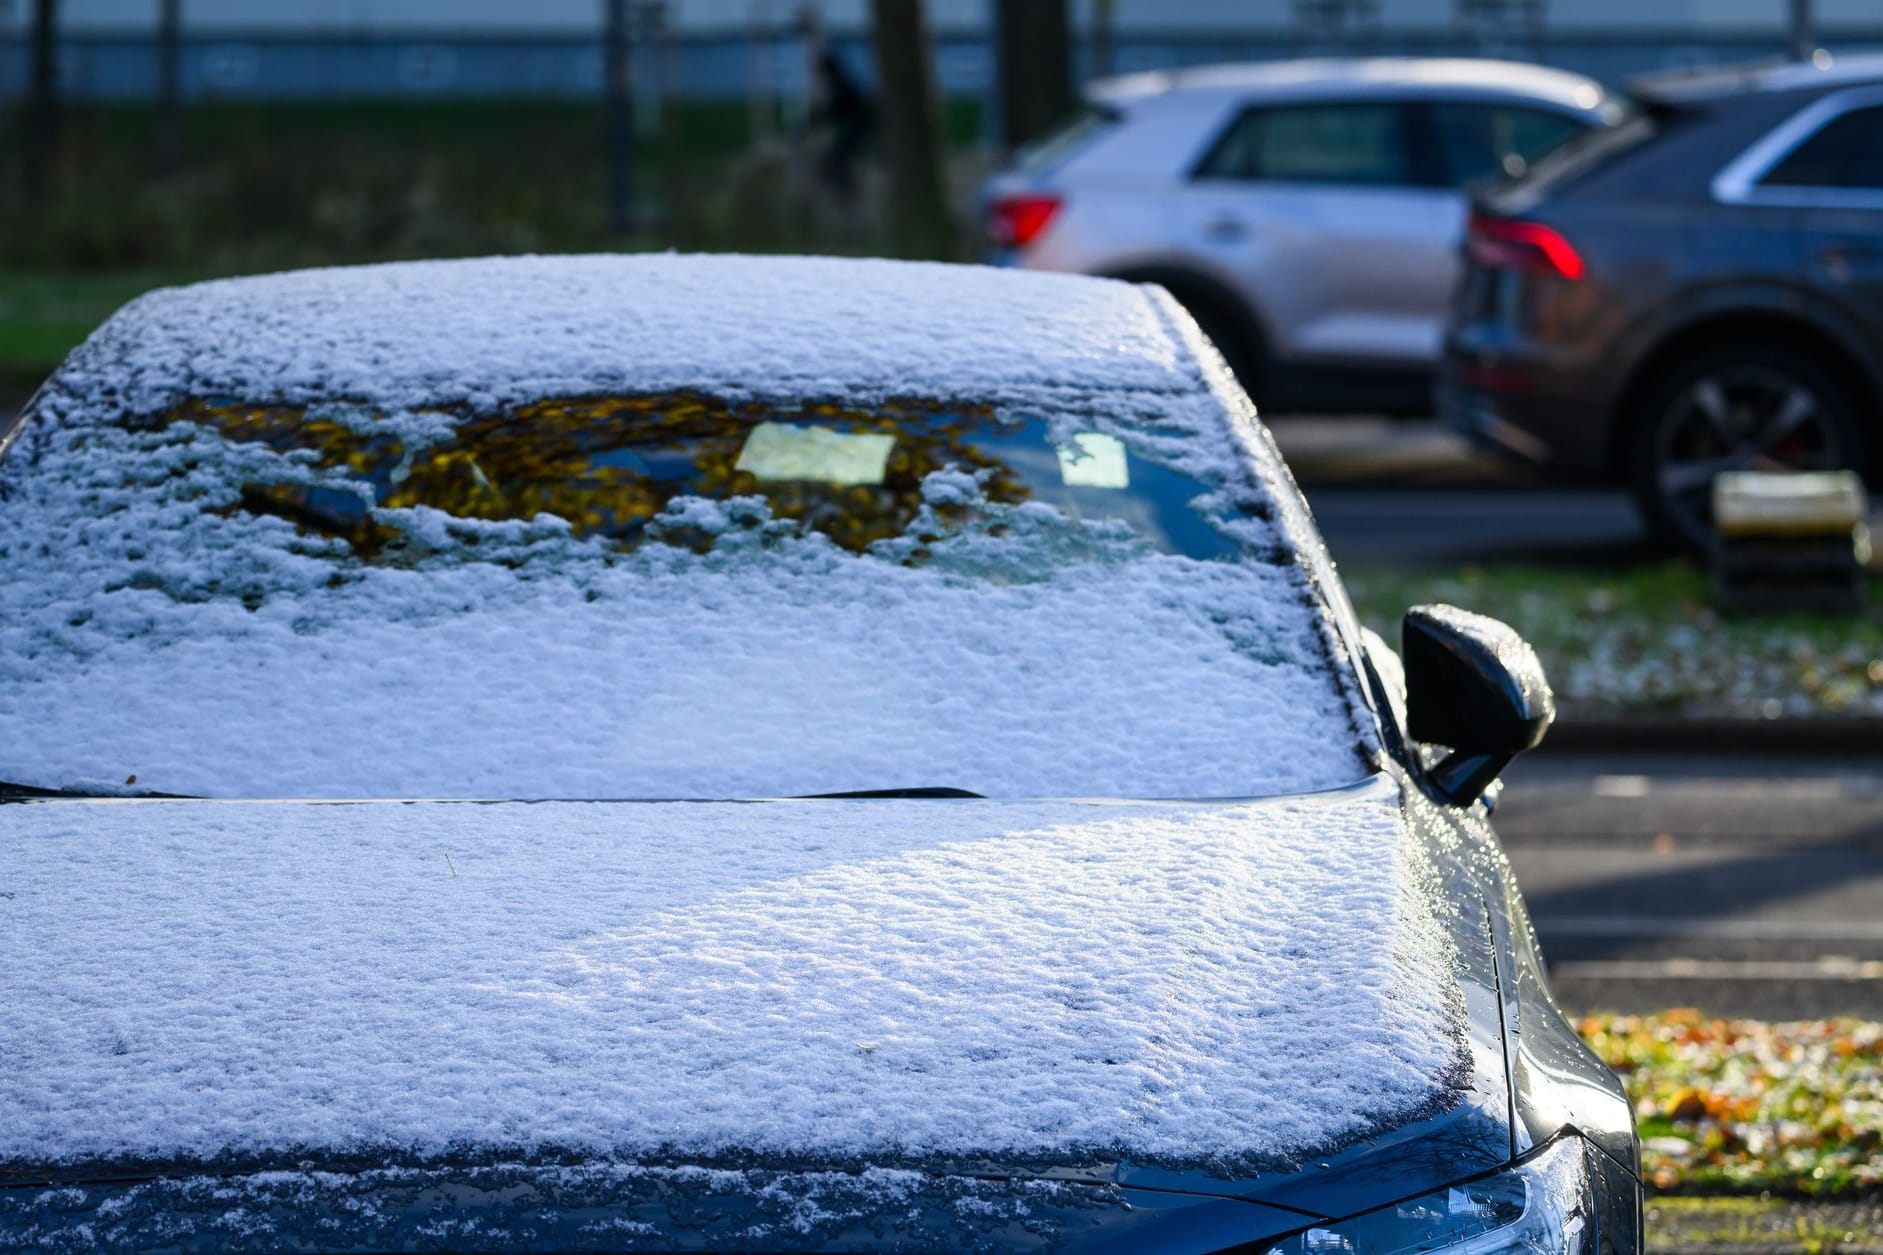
[{"left": 1503, "top": 751, "right": 1883, "bottom": 1019}]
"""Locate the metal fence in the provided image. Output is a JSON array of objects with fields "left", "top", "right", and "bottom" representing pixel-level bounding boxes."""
[{"left": 3, "top": 27, "right": 1881, "bottom": 102}]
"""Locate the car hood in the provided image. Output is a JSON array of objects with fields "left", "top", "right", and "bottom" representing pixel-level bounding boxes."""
[{"left": 0, "top": 777, "right": 1513, "bottom": 1233}]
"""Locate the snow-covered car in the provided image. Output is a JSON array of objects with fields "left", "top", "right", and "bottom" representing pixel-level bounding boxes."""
[{"left": 0, "top": 255, "right": 1637, "bottom": 1252}]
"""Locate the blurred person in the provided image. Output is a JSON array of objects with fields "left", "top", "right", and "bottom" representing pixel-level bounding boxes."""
[{"left": 811, "top": 45, "right": 876, "bottom": 204}]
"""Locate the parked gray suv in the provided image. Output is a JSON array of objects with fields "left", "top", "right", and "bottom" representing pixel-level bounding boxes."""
[
  {"left": 982, "top": 58, "right": 1622, "bottom": 415},
  {"left": 1443, "top": 54, "right": 1883, "bottom": 548}
]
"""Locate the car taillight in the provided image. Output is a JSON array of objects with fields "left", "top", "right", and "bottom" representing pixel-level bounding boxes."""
[
  {"left": 1466, "top": 211, "right": 1585, "bottom": 281},
  {"left": 987, "top": 193, "right": 1063, "bottom": 249}
]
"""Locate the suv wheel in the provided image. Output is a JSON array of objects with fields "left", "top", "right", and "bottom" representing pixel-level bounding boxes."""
[
  {"left": 1626, "top": 342, "right": 1867, "bottom": 552},
  {"left": 1181, "top": 299, "right": 1266, "bottom": 404},
  {"left": 1112, "top": 270, "right": 1270, "bottom": 407}
]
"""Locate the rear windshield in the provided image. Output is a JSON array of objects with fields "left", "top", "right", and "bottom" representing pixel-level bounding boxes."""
[
  {"left": 1501, "top": 105, "right": 1661, "bottom": 198},
  {"left": 0, "top": 392, "right": 1366, "bottom": 801},
  {"left": 1010, "top": 105, "right": 1119, "bottom": 174}
]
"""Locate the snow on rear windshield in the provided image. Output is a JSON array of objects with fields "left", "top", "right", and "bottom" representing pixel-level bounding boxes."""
[{"left": 0, "top": 392, "right": 1368, "bottom": 799}]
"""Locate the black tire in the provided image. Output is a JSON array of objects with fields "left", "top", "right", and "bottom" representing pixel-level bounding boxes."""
[
  {"left": 1106, "top": 268, "right": 1271, "bottom": 407},
  {"left": 1624, "top": 340, "right": 1869, "bottom": 553},
  {"left": 1178, "top": 296, "right": 1268, "bottom": 406}
]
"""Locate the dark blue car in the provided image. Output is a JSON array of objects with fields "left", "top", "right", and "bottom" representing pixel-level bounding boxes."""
[{"left": 0, "top": 255, "right": 1638, "bottom": 1252}]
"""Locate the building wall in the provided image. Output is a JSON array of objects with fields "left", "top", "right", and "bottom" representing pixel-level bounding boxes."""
[
  {"left": 1, "top": 0, "right": 1876, "bottom": 99},
  {"left": 1, "top": 0, "right": 1876, "bottom": 35}
]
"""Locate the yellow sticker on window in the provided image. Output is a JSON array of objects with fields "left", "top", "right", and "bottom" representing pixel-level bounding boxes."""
[
  {"left": 1055, "top": 432, "right": 1129, "bottom": 489},
  {"left": 735, "top": 422, "right": 897, "bottom": 486}
]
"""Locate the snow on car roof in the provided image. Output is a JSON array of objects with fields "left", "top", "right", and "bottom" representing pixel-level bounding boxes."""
[
  {"left": 0, "top": 784, "right": 1466, "bottom": 1172},
  {"left": 1089, "top": 57, "right": 1609, "bottom": 113},
  {"left": 55, "top": 253, "right": 1197, "bottom": 416}
]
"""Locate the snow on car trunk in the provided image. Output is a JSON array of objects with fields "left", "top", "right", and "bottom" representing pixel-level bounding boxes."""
[{"left": 0, "top": 783, "right": 1466, "bottom": 1172}]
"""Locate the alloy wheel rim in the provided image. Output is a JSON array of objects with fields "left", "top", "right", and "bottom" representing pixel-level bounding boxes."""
[{"left": 1652, "top": 365, "right": 1844, "bottom": 548}]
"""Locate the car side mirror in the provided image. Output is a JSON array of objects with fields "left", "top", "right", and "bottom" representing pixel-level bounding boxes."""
[{"left": 1402, "top": 604, "right": 1554, "bottom": 806}]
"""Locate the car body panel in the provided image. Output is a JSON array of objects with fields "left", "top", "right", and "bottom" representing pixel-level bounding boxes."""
[
  {"left": 1446, "top": 220, "right": 1815, "bottom": 477},
  {"left": 1169, "top": 176, "right": 1458, "bottom": 364},
  {"left": 0, "top": 1154, "right": 1324, "bottom": 1253},
  {"left": 1798, "top": 204, "right": 1883, "bottom": 353}
]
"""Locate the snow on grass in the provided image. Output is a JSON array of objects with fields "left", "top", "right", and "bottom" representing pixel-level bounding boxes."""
[
  {"left": 0, "top": 785, "right": 1465, "bottom": 1172},
  {"left": 1345, "top": 561, "right": 1883, "bottom": 720}
]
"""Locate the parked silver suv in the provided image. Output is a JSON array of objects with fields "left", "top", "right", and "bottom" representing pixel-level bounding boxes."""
[{"left": 984, "top": 58, "right": 1626, "bottom": 415}]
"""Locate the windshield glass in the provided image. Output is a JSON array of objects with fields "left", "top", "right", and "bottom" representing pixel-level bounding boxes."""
[
  {"left": 0, "top": 393, "right": 1367, "bottom": 800},
  {"left": 163, "top": 393, "right": 1238, "bottom": 563}
]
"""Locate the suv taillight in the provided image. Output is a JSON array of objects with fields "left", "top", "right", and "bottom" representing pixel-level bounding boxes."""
[
  {"left": 986, "top": 193, "right": 1063, "bottom": 250},
  {"left": 1466, "top": 211, "right": 1585, "bottom": 281}
]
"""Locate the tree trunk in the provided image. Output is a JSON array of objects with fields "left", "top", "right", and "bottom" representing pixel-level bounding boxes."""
[
  {"left": 25, "top": 0, "right": 58, "bottom": 196},
  {"left": 1090, "top": 0, "right": 1115, "bottom": 81},
  {"left": 868, "top": 0, "right": 955, "bottom": 259},
  {"left": 156, "top": 0, "right": 182, "bottom": 172},
  {"left": 993, "top": 0, "right": 1072, "bottom": 154},
  {"left": 1789, "top": 0, "right": 1815, "bottom": 60},
  {"left": 604, "top": 0, "right": 634, "bottom": 235}
]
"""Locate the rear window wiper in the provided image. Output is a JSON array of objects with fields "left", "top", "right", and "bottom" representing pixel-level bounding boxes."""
[{"left": 797, "top": 786, "right": 984, "bottom": 799}]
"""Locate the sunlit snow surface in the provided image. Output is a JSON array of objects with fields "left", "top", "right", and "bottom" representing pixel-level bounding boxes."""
[
  {"left": 0, "top": 788, "right": 1464, "bottom": 1169},
  {"left": 49, "top": 254, "right": 1194, "bottom": 414},
  {"left": 0, "top": 254, "right": 1371, "bottom": 799},
  {"left": 0, "top": 259, "right": 1454, "bottom": 1183}
]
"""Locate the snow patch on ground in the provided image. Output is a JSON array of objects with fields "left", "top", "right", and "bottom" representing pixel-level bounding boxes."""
[{"left": 0, "top": 787, "right": 1463, "bottom": 1171}]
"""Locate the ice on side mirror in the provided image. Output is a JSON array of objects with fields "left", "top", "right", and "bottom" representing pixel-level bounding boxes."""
[{"left": 1402, "top": 603, "right": 1554, "bottom": 807}]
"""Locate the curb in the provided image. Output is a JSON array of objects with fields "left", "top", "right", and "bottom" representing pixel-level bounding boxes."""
[{"left": 1542, "top": 717, "right": 1883, "bottom": 756}]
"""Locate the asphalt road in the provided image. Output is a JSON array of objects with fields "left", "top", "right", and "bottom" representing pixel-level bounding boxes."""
[
  {"left": 1268, "top": 415, "right": 1655, "bottom": 565},
  {"left": 1272, "top": 414, "right": 1883, "bottom": 566},
  {"left": 1500, "top": 750, "right": 1883, "bottom": 1020},
  {"left": 1270, "top": 416, "right": 1883, "bottom": 1019},
  {"left": 1306, "top": 485, "right": 1655, "bottom": 564}
]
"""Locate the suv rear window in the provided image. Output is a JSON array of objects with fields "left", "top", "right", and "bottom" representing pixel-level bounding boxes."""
[
  {"left": 1011, "top": 105, "right": 1119, "bottom": 175},
  {"left": 1427, "top": 102, "right": 1590, "bottom": 184},
  {"left": 1762, "top": 104, "right": 1883, "bottom": 189},
  {"left": 1490, "top": 107, "right": 1662, "bottom": 201}
]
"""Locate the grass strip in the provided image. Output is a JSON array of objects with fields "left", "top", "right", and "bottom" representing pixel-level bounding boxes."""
[
  {"left": 1583, "top": 1011, "right": 1883, "bottom": 1198},
  {"left": 1647, "top": 1196, "right": 1883, "bottom": 1252},
  {"left": 1345, "top": 561, "right": 1883, "bottom": 720}
]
